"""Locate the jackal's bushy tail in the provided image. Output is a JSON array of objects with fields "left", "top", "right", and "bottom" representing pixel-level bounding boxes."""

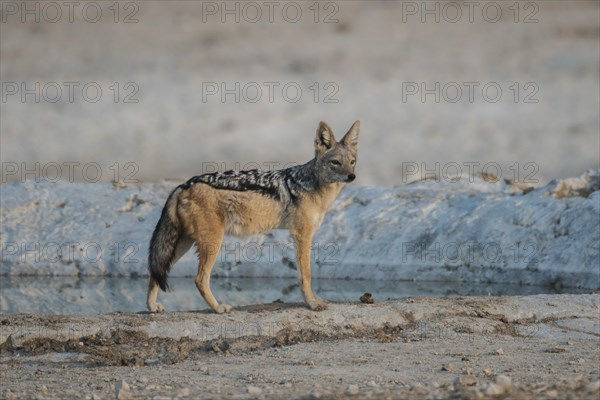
[{"left": 148, "top": 188, "right": 182, "bottom": 291}]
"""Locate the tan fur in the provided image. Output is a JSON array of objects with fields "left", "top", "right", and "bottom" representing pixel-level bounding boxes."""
[{"left": 147, "top": 120, "right": 360, "bottom": 314}]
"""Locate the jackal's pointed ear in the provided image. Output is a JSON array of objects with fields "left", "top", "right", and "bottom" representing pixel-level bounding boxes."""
[
  {"left": 315, "top": 121, "right": 336, "bottom": 156},
  {"left": 341, "top": 120, "right": 360, "bottom": 153}
]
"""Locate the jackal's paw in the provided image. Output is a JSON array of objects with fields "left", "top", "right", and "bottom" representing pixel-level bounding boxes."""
[
  {"left": 308, "top": 298, "right": 328, "bottom": 311},
  {"left": 215, "top": 304, "right": 233, "bottom": 314},
  {"left": 148, "top": 302, "right": 165, "bottom": 313}
]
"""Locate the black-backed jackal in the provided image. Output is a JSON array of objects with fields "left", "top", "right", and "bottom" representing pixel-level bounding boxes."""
[{"left": 147, "top": 120, "right": 360, "bottom": 313}]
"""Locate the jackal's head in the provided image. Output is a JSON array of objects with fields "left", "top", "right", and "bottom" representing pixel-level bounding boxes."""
[{"left": 314, "top": 120, "right": 360, "bottom": 185}]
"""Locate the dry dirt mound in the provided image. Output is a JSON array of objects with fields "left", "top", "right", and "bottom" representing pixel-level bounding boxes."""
[{"left": 1, "top": 294, "right": 599, "bottom": 399}]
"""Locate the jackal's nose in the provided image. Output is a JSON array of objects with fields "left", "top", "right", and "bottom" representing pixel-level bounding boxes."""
[{"left": 347, "top": 173, "right": 356, "bottom": 182}]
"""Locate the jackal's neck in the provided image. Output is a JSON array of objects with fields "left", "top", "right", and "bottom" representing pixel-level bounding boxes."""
[
  {"left": 283, "top": 158, "right": 320, "bottom": 190},
  {"left": 282, "top": 159, "right": 345, "bottom": 210}
]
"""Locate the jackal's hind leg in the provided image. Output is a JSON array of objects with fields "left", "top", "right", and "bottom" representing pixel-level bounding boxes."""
[
  {"left": 146, "top": 235, "right": 193, "bottom": 313},
  {"left": 194, "top": 229, "right": 231, "bottom": 314},
  {"left": 147, "top": 277, "right": 165, "bottom": 313}
]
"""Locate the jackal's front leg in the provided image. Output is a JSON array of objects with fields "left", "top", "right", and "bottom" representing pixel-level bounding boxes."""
[{"left": 292, "top": 231, "right": 327, "bottom": 311}]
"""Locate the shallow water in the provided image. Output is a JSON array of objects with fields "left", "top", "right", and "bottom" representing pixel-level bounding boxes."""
[{"left": 0, "top": 276, "right": 590, "bottom": 315}]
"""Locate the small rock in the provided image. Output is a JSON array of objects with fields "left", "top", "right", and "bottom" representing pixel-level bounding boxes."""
[
  {"left": 458, "top": 375, "right": 477, "bottom": 386},
  {"left": 138, "top": 376, "right": 149, "bottom": 384},
  {"left": 483, "top": 375, "right": 512, "bottom": 395},
  {"left": 464, "top": 367, "right": 473, "bottom": 376},
  {"left": 115, "top": 380, "right": 132, "bottom": 400},
  {"left": 212, "top": 340, "right": 230, "bottom": 353},
  {"left": 367, "top": 380, "right": 378, "bottom": 387},
  {"left": 586, "top": 380, "right": 600, "bottom": 393},
  {"left": 409, "top": 384, "right": 428, "bottom": 395},
  {"left": 484, "top": 383, "right": 505, "bottom": 395},
  {"left": 360, "top": 293, "right": 374, "bottom": 304},
  {"left": 545, "top": 347, "right": 566, "bottom": 353},
  {"left": 545, "top": 389, "right": 558, "bottom": 398},
  {"left": 442, "top": 363, "right": 456, "bottom": 372},
  {"left": 178, "top": 388, "right": 190, "bottom": 397},
  {"left": 496, "top": 375, "right": 512, "bottom": 390},
  {"left": 566, "top": 340, "right": 575, "bottom": 345},
  {"left": 347, "top": 384, "right": 359, "bottom": 395},
  {"left": 144, "top": 358, "right": 159, "bottom": 366},
  {"left": 495, "top": 348, "right": 505, "bottom": 355},
  {"left": 113, "top": 180, "right": 127, "bottom": 189},
  {"left": 3, "top": 390, "right": 15, "bottom": 400},
  {"left": 247, "top": 385, "right": 262, "bottom": 396},
  {"left": 531, "top": 385, "right": 549, "bottom": 394},
  {"left": 483, "top": 368, "right": 493, "bottom": 377}
]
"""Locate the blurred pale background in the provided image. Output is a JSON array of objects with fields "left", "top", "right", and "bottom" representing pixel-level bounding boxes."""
[{"left": 1, "top": 1, "right": 598, "bottom": 186}]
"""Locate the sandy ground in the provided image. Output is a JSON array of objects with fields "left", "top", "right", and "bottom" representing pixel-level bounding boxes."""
[{"left": 1, "top": 294, "right": 599, "bottom": 399}]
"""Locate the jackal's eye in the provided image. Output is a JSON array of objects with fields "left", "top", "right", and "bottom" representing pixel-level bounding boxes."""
[
  {"left": 350, "top": 160, "right": 356, "bottom": 166},
  {"left": 330, "top": 160, "right": 341, "bottom": 166}
]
